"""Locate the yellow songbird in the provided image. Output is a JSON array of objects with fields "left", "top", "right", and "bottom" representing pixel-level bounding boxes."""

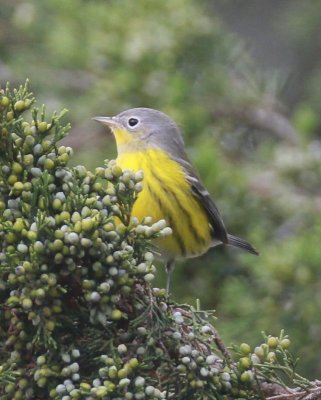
[{"left": 94, "top": 108, "right": 258, "bottom": 291}]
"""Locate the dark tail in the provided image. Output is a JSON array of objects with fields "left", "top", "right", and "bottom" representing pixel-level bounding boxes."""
[{"left": 227, "top": 234, "right": 259, "bottom": 255}]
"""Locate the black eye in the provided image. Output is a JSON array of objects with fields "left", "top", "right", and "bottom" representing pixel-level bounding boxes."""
[{"left": 128, "top": 117, "right": 139, "bottom": 127}]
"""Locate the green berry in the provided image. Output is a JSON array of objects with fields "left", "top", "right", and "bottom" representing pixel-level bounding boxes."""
[
  {"left": 36, "top": 288, "right": 45, "bottom": 299},
  {"left": 59, "top": 211, "right": 70, "bottom": 222},
  {"left": 38, "top": 121, "right": 48, "bottom": 133},
  {"left": 239, "top": 357, "right": 251, "bottom": 369},
  {"left": 280, "top": 338, "right": 291, "bottom": 349},
  {"left": 37, "top": 377, "right": 47, "bottom": 387},
  {"left": 128, "top": 358, "right": 139, "bottom": 369},
  {"left": 27, "top": 230, "right": 38, "bottom": 241},
  {"left": 267, "top": 351, "right": 276, "bottom": 363},
  {"left": 240, "top": 371, "right": 253, "bottom": 384},
  {"left": 46, "top": 320, "right": 55, "bottom": 331},
  {"left": 1, "top": 96, "right": 9, "bottom": 107},
  {"left": 96, "top": 387, "right": 108, "bottom": 397},
  {"left": 111, "top": 309, "right": 122, "bottom": 320},
  {"left": 37, "top": 355, "right": 46, "bottom": 365},
  {"left": 117, "top": 368, "right": 128, "bottom": 379},
  {"left": 52, "top": 198, "right": 62, "bottom": 210},
  {"left": 12, "top": 162, "right": 23, "bottom": 174},
  {"left": 144, "top": 273, "right": 154, "bottom": 282},
  {"left": 14, "top": 100, "right": 25, "bottom": 111},
  {"left": 254, "top": 346, "right": 265, "bottom": 359},
  {"left": 22, "top": 298, "right": 33, "bottom": 310},
  {"left": 7, "top": 111, "right": 14, "bottom": 121},
  {"left": 108, "top": 366, "right": 118, "bottom": 379},
  {"left": 80, "top": 382, "right": 91, "bottom": 390},
  {"left": 18, "top": 378, "right": 28, "bottom": 389},
  {"left": 23, "top": 154, "right": 34, "bottom": 165},
  {"left": 5, "top": 382, "right": 15, "bottom": 393},
  {"left": 5, "top": 232, "right": 17, "bottom": 244},
  {"left": 23, "top": 126, "right": 33, "bottom": 136},
  {"left": 58, "top": 153, "right": 69, "bottom": 164},
  {"left": 81, "top": 218, "right": 94, "bottom": 231},
  {"left": 34, "top": 241, "right": 44, "bottom": 253},
  {"left": 7, "top": 174, "right": 18, "bottom": 185},
  {"left": 267, "top": 337, "right": 278, "bottom": 349},
  {"left": 44, "top": 158, "right": 55, "bottom": 170},
  {"left": 111, "top": 165, "right": 122, "bottom": 177},
  {"left": 52, "top": 239, "right": 63, "bottom": 251},
  {"left": 13, "top": 218, "right": 25, "bottom": 232},
  {"left": 24, "top": 98, "right": 32, "bottom": 108}
]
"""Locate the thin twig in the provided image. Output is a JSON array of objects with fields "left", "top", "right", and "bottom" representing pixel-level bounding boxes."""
[
  {"left": 209, "top": 325, "right": 232, "bottom": 361},
  {"left": 264, "top": 381, "right": 321, "bottom": 400}
]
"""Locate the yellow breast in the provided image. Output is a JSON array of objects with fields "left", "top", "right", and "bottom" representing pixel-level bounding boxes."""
[{"left": 117, "top": 148, "right": 212, "bottom": 260}]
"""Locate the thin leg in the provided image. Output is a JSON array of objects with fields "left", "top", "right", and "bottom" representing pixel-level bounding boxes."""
[{"left": 165, "top": 259, "right": 175, "bottom": 296}]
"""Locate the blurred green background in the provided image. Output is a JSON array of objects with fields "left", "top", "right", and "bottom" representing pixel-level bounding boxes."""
[{"left": 2, "top": 0, "right": 321, "bottom": 378}]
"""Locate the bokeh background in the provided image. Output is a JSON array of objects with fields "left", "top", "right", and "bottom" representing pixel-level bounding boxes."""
[{"left": 1, "top": 0, "right": 321, "bottom": 378}]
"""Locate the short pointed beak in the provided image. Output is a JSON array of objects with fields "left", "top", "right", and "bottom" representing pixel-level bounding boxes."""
[{"left": 93, "top": 116, "right": 121, "bottom": 129}]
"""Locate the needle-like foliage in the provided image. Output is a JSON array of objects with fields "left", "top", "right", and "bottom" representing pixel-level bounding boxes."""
[{"left": 0, "top": 82, "right": 319, "bottom": 400}]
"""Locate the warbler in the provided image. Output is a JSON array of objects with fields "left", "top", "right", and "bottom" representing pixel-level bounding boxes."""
[{"left": 94, "top": 108, "right": 258, "bottom": 291}]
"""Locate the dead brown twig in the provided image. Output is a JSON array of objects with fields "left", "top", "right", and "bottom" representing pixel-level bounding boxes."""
[{"left": 262, "top": 380, "right": 321, "bottom": 400}]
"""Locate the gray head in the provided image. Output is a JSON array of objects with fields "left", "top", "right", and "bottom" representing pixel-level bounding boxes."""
[{"left": 94, "top": 107, "right": 186, "bottom": 158}]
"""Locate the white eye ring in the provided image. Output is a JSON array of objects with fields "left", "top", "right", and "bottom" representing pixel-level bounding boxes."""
[{"left": 128, "top": 117, "right": 139, "bottom": 128}]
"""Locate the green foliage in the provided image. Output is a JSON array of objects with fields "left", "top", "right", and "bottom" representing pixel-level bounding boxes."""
[
  {"left": 0, "top": 82, "right": 166, "bottom": 399},
  {"left": 1, "top": 82, "right": 318, "bottom": 400}
]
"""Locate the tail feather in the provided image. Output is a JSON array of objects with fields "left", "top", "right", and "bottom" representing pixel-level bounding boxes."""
[{"left": 227, "top": 234, "right": 259, "bottom": 255}]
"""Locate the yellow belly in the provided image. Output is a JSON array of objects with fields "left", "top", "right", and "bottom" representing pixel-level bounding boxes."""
[{"left": 117, "top": 149, "right": 212, "bottom": 259}]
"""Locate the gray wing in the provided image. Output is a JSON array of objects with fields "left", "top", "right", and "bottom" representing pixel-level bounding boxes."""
[{"left": 172, "top": 156, "right": 228, "bottom": 244}]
